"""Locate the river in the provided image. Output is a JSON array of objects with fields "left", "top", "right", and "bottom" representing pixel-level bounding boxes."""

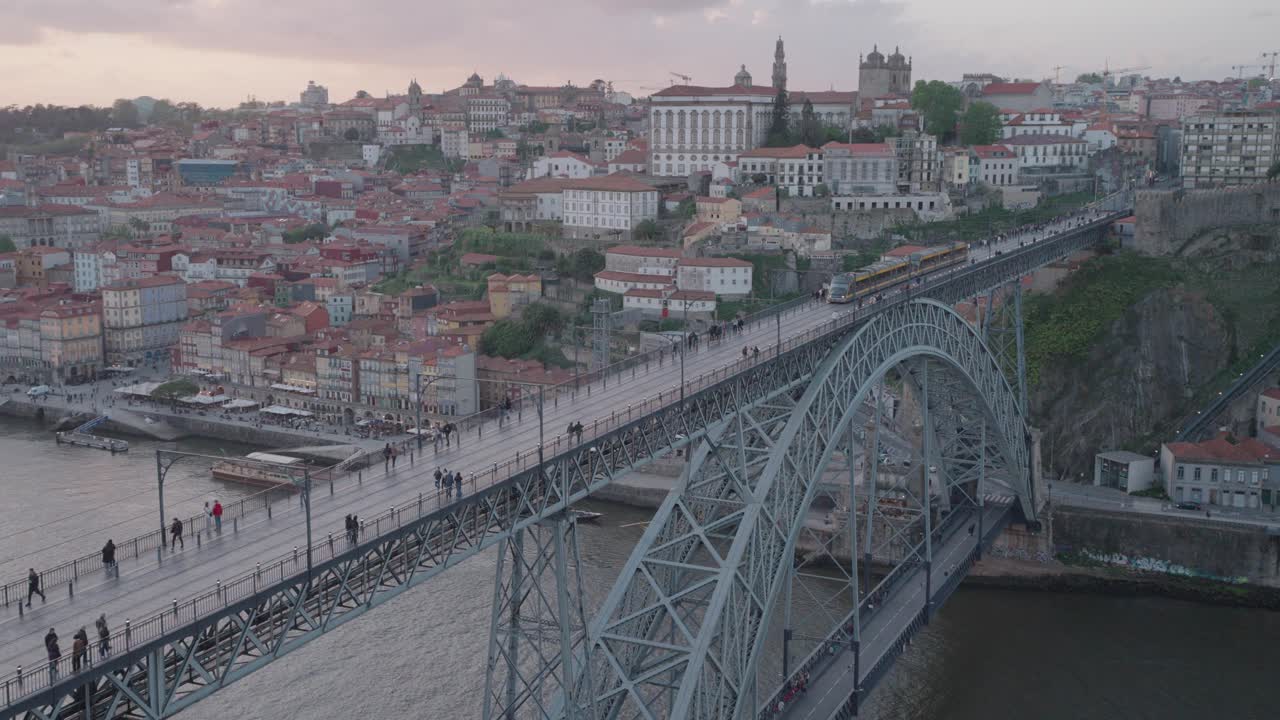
[{"left": 1, "top": 417, "right": 1275, "bottom": 719}]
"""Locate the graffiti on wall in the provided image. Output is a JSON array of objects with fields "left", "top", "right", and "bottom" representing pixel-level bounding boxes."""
[{"left": 1078, "top": 549, "right": 1249, "bottom": 584}]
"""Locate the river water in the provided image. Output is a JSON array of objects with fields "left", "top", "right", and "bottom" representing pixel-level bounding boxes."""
[{"left": 1, "top": 417, "right": 1275, "bottom": 719}]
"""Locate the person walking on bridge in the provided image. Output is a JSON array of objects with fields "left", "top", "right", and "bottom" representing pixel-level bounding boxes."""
[
  {"left": 454, "top": 471, "right": 464, "bottom": 498},
  {"left": 44, "top": 628, "right": 61, "bottom": 681},
  {"left": 95, "top": 614, "right": 111, "bottom": 658},
  {"left": 383, "top": 443, "right": 392, "bottom": 472},
  {"left": 72, "top": 627, "right": 88, "bottom": 672},
  {"left": 212, "top": 500, "right": 223, "bottom": 533},
  {"left": 27, "top": 568, "right": 45, "bottom": 607},
  {"left": 170, "top": 517, "right": 184, "bottom": 550},
  {"left": 101, "top": 539, "right": 117, "bottom": 578},
  {"left": 434, "top": 467, "right": 443, "bottom": 489}
]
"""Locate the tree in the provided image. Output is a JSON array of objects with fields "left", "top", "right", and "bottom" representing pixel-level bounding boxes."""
[
  {"left": 910, "top": 80, "right": 964, "bottom": 142},
  {"left": 634, "top": 219, "right": 661, "bottom": 241},
  {"left": 485, "top": 128, "right": 505, "bottom": 140},
  {"left": 355, "top": 90, "right": 371, "bottom": 99},
  {"left": 284, "top": 223, "right": 327, "bottom": 244},
  {"left": 343, "top": 127, "right": 360, "bottom": 141},
  {"left": 572, "top": 248, "right": 605, "bottom": 280},
  {"left": 959, "top": 101, "right": 1002, "bottom": 145},
  {"left": 110, "top": 99, "right": 139, "bottom": 128},
  {"left": 676, "top": 196, "right": 696, "bottom": 220},
  {"left": 765, "top": 89, "right": 793, "bottom": 147},
  {"left": 798, "top": 99, "right": 823, "bottom": 147},
  {"left": 149, "top": 99, "right": 177, "bottom": 125},
  {"left": 151, "top": 379, "right": 199, "bottom": 400},
  {"left": 1268, "top": 160, "right": 1280, "bottom": 180},
  {"left": 480, "top": 319, "right": 537, "bottom": 358},
  {"left": 522, "top": 302, "right": 565, "bottom": 338},
  {"left": 751, "top": 173, "right": 768, "bottom": 185},
  {"left": 1076, "top": 73, "right": 1103, "bottom": 84},
  {"left": 128, "top": 217, "right": 150, "bottom": 235},
  {"left": 0, "top": 235, "right": 14, "bottom": 253},
  {"left": 813, "top": 183, "right": 830, "bottom": 198}
]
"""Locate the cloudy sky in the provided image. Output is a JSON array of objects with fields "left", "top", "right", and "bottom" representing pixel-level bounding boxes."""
[{"left": 2, "top": 0, "right": 1277, "bottom": 107}]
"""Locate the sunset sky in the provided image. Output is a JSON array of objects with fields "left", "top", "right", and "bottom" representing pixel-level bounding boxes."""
[{"left": 2, "top": 0, "right": 1277, "bottom": 107}]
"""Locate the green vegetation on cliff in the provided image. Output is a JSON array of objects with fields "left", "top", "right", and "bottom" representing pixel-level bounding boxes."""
[{"left": 1023, "top": 252, "right": 1182, "bottom": 384}]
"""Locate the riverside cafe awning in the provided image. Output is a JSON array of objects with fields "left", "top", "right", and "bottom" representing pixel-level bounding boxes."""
[
  {"left": 178, "top": 392, "right": 229, "bottom": 406},
  {"left": 221, "top": 398, "right": 259, "bottom": 411},
  {"left": 258, "top": 405, "right": 314, "bottom": 417},
  {"left": 114, "top": 382, "right": 163, "bottom": 397}
]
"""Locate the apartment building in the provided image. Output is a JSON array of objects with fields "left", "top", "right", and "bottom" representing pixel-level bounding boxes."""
[{"left": 1180, "top": 109, "right": 1280, "bottom": 189}]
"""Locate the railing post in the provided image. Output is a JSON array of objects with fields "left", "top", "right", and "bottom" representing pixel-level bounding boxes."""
[
  {"left": 233, "top": 516, "right": 239, "bottom": 533},
  {"left": 216, "top": 579, "right": 222, "bottom": 603},
  {"left": 267, "top": 502, "right": 272, "bottom": 519},
  {"left": 172, "top": 599, "right": 178, "bottom": 617},
  {"left": 67, "top": 581, "right": 73, "bottom": 600},
  {"left": 124, "top": 620, "right": 131, "bottom": 650}
]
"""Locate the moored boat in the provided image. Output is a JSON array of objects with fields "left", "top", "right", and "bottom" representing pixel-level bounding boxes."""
[{"left": 211, "top": 452, "right": 306, "bottom": 489}]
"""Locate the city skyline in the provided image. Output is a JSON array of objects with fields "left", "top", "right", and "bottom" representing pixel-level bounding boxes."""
[{"left": 2, "top": 0, "right": 1277, "bottom": 107}]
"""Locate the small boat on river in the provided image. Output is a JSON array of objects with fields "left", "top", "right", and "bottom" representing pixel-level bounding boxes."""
[{"left": 211, "top": 452, "right": 306, "bottom": 489}]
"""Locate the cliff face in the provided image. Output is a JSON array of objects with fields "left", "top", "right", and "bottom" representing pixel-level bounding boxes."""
[{"left": 1030, "top": 287, "right": 1231, "bottom": 479}]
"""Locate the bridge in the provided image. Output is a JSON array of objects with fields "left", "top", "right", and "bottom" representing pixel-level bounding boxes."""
[{"left": 0, "top": 196, "right": 1129, "bottom": 720}]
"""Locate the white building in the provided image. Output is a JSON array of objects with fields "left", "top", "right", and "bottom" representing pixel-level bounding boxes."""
[
  {"left": 593, "top": 270, "right": 672, "bottom": 295},
  {"left": 72, "top": 247, "right": 104, "bottom": 292},
  {"left": 604, "top": 245, "right": 683, "bottom": 275},
  {"left": 971, "top": 145, "right": 1018, "bottom": 186},
  {"left": 467, "top": 95, "right": 510, "bottom": 133},
  {"left": 1082, "top": 125, "right": 1118, "bottom": 152},
  {"left": 623, "top": 288, "right": 716, "bottom": 317},
  {"left": 1001, "top": 109, "right": 1076, "bottom": 138},
  {"left": 441, "top": 128, "right": 470, "bottom": 159},
  {"left": 530, "top": 152, "right": 596, "bottom": 179},
  {"left": 648, "top": 84, "right": 777, "bottom": 177},
  {"left": 1000, "top": 134, "right": 1089, "bottom": 171},
  {"left": 561, "top": 174, "right": 659, "bottom": 241},
  {"left": 676, "top": 257, "right": 753, "bottom": 298},
  {"left": 823, "top": 142, "right": 898, "bottom": 195},
  {"left": 737, "top": 145, "right": 823, "bottom": 197}
]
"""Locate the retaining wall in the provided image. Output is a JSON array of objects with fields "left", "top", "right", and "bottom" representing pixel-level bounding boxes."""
[{"left": 1134, "top": 181, "right": 1280, "bottom": 255}]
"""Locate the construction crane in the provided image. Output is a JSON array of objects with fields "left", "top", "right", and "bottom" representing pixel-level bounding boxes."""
[
  {"left": 669, "top": 71, "right": 692, "bottom": 85},
  {"left": 1231, "top": 64, "right": 1264, "bottom": 79},
  {"left": 1050, "top": 65, "right": 1069, "bottom": 83},
  {"left": 1101, "top": 62, "right": 1151, "bottom": 78},
  {"left": 1263, "top": 51, "right": 1279, "bottom": 80}
]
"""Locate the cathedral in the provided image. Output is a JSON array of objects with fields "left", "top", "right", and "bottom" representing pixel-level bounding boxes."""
[{"left": 858, "top": 46, "right": 912, "bottom": 99}]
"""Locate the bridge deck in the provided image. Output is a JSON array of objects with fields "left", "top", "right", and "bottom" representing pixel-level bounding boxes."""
[
  {"left": 774, "top": 501, "right": 1013, "bottom": 720},
  {"left": 0, "top": 206, "right": 1122, "bottom": 710}
]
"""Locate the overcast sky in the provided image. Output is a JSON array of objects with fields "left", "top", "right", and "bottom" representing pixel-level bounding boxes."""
[{"left": 2, "top": 0, "right": 1277, "bottom": 107}]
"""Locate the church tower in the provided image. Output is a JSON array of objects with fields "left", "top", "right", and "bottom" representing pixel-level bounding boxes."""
[{"left": 772, "top": 37, "right": 787, "bottom": 91}]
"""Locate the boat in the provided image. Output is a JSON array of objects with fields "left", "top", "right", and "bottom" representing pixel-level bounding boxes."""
[
  {"left": 572, "top": 509, "right": 603, "bottom": 523},
  {"left": 211, "top": 452, "right": 306, "bottom": 489}
]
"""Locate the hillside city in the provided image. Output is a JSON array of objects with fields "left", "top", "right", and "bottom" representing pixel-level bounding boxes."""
[{"left": 2, "top": 40, "right": 1279, "bottom": 506}]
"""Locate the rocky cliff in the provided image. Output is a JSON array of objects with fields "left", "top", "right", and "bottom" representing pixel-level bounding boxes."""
[
  {"left": 1029, "top": 222, "right": 1280, "bottom": 479},
  {"left": 1031, "top": 287, "right": 1230, "bottom": 478}
]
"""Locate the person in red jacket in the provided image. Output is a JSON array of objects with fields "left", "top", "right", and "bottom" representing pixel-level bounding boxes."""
[{"left": 211, "top": 500, "right": 223, "bottom": 533}]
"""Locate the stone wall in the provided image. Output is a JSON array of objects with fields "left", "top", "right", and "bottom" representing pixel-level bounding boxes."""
[
  {"left": 1134, "top": 181, "right": 1280, "bottom": 255},
  {"left": 1052, "top": 506, "right": 1280, "bottom": 586}
]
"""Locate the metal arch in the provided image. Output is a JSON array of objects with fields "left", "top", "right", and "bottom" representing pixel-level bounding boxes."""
[{"left": 573, "top": 299, "right": 1033, "bottom": 720}]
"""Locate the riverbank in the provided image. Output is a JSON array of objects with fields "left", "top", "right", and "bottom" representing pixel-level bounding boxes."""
[
  {"left": 0, "top": 396, "right": 364, "bottom": 450},
  {"left": 967, "top": 555, "right": 1280, "bottom": 609}
]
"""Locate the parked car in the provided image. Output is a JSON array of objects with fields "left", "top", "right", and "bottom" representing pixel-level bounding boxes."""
[
  {"left": 26, "top": 385, "right": 51, "bottom": 397},
  {"left": 1174, "top": 501, "right": 1201, "bottom": 511}
]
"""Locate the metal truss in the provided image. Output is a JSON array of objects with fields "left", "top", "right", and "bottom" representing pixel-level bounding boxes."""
[
  {"left": 1, "top": 208, "right": 1127, "bottom": 720},
  {"left": 572, "top": 299, "right": 1033, "bottom": 720},
  {"left": 484, "top": 514, "right": 593, "bottom": 720},
  {"left": 982, "top": 280, "right": 1028, "bottom": 416}
]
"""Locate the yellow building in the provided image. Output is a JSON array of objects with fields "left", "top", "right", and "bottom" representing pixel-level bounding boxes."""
[
  {"left": 487, "top": 273, "right": 543, "bottom": 319},
  {"left": 39, "top": 301, "right": 103, "bottom": 382},
  {"left": 695, "top": 196, "right": 742, "bottom": 225}
]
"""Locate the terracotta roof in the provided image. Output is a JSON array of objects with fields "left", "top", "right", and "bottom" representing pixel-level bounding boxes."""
[
  {"left": 594, "top": 270, "right": 674, "bottom": 284},
  {"left": 607, "top": 245, "right": 682, "bottom": 258},
  {"left": 972, "top": 145, "right": 1014, "bottom": 159},
  {"left": 563, "top": 174, "right": 655, "bottom": 193},
  {"left": 822, "top": 141, "right": 894, "bottom": 156},
  {"left": 1262, "top": 388, "right": 1280, "bottom": 401},
  {"left": 739, "top": 145, "right": 815, "bottom": 160},
  {"left": 610, "top": 149, "right": 648, "bottom": 165},
  {"left": 678, "top": 257, "right": 752, "bottom": 268},
  {"left": 652, "top": 84, "right": 776, "bottom": 98}
]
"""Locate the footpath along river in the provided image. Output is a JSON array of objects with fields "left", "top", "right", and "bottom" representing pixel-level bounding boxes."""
[{"left": 0, "top": 417, "right": 1275, "bottom": 719}]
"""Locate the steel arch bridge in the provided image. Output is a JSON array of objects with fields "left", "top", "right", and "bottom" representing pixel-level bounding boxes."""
[
  {"left": 559, "top": 299, "right": 1031, "bottom": 719},
  {"left": 1, "top": 201, "right": 1129, "bottom": 720}
]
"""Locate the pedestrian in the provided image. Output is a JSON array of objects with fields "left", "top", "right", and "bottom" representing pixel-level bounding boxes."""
[
  {"left": 434, "top": 467, "right": 442, "bottom": 489},
  {"left": 212, "top": 499, "right": 223, "bottom": 532},
  {"left": 95, "top": 615, "right": 111, "bottom": 658},
  {"left": 753, "top": 346, "right": 760, "bottom": 360},
  {"left": 444, "top": 474, "right": 453, "bottom": 499},
  {"left": 204, "top": 500, "right": 212, "bottom": 528},
  {"left": 170, "top": 517, "right": 184, "bottom": 550},
  {"left": 455, "top": 471, "right": 464, "bottom": 498},
  {"left": 27, "top": 568, "right": 45, "bottom": 607},
  {"left": 383, "top": 443, "right": 392, "bottom": 472},
  {"left": 45, "top": 628, "right": 61, "bottom": 679},
  {"left": 350, "top": 514, "right": 360, "bottom": 544},
  {"left": 344, "top": 514, "right": 353, "bottom": 544},
  {"left": 101, "top": 539, "right": 117, "bottom": 578},
  {"left": 391, "top": 445, "right": 398, "bottom": 469},
  {"left": 742, "top": 347, "right": 748, "bottom": 359},
  {"left": 72, "top": 627, "right": 88, "bottom": 672}
]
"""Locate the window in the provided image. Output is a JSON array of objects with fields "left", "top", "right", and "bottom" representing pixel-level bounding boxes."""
[
  {"left": 1211, "top": 468, "right": 1218, "bottom": 482},
  {"left": 1193, "top": 467, "right": 1201, "bottom": 481}
]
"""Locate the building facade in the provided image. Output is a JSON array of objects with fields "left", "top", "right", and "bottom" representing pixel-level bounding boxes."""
[
  {"left": 561, "top": 175, "right": 659, "bottom": 241},
  {"left": 101, "top": 276, "right": 188, "bottom": 366},
  {"left": 1179, "top": 109, "right": 1280, "bottom": 189}
]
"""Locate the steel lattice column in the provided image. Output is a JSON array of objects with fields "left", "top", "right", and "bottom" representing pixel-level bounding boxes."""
[{"left": 485, "top": 515, "right": 593, "bottom": 720}]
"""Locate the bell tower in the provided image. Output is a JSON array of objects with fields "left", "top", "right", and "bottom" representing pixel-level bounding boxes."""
[{"left": 772, "top": 37, "right": 787, "bottom": 91}]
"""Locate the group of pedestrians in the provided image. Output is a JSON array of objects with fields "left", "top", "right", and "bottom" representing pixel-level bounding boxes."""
[
  {"left": 566, "top": 421, "right": 584, "bottom": 443},
  {"left": 344, "top": 514, "right": 361, "bottom": 545},
  {"left": 383, "top": 443, "right": 399, "bottom": 472},
  {"left": 741, "top": 346, "right": 762, "bottom": 361},
  {"left": 41, "top": 614, "right": 113, "bottom": 680},
  {"left": 434, "top": 467, "right": 465, "bottom": 499}
]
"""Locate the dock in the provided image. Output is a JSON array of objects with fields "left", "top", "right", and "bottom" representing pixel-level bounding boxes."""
[{"left": 55, "top": 415, "right": 129, "bottom": 453}]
